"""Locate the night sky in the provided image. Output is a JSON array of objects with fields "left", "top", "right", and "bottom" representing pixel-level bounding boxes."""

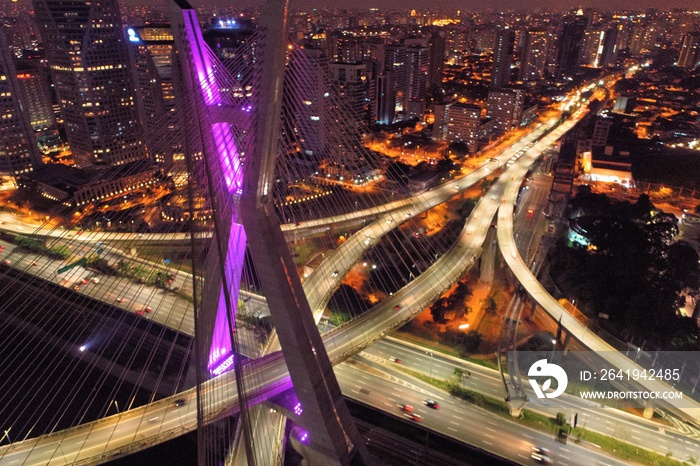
[{"left": 163, "top": 0, "right": 699, "bottom": 11}]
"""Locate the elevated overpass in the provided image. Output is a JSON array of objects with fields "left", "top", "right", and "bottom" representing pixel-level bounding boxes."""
[{"left": 496, "top": 113, "right": 700, "bottom": 424}]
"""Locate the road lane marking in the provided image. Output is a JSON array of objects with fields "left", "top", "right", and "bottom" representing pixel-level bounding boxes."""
[{"left": 483, "top": 440, "right": 493, "bottom": 446}]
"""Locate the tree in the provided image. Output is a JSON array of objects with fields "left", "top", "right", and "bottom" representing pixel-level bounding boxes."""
[
  {"left": 385, "top": 161, "right": 412, "bottom": 183},
  {"left": 448, "top": 141, "right": 470, "bottom": 157},
  {"left": 554, "top": 411, "right": 568, "bottom": 426},
  {"left": 328, "top": 284, "right": 370, "bottom": 318},
  {"left": 459, "top": 330, "right": 482, "bottom": 354},
  {"left": 436, "top": 155, "right": 455, "bottom": 172},
  {"left": 430, "top": 297, "right": 450, "bottom": 324},
  {"left": 485, "top": 297, "right": 498, "bottom": 316}
]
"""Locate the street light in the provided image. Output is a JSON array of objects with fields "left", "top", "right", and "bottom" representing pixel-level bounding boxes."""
[
  {"left": 1, "top": 427, "right": 11, "bottom": 445},
  {"left": 427, "top": 351, "right": 434, "bottom": 379},
  {"left": 550, "top": 339, "right": 557, "bottom": 362}
]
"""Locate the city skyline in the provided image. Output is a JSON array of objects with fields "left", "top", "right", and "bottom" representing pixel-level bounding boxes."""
[
  {"left": 6, "top": 0, "right": 700, "bottom": 12},
  {"left": 0, "top": 0, "right": 698, "bottom": 464}
]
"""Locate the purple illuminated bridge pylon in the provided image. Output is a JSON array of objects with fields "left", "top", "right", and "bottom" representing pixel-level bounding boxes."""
[
  {"left": 168, "top": 0, "right": 369, "bottom": 464},
  {"left": 180, "top": 5, "right": 247, "bottom": 376}
]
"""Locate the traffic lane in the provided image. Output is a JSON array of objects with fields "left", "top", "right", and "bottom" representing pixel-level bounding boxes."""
[
  {"left": 364, "top": 338, "right": 679, "bottom": 455},
  {"left": 335, "top": 363, "right": 631, "bottom": 466},
  {"left": 362, "top": 342, "right": 506, "bottom": 398}
]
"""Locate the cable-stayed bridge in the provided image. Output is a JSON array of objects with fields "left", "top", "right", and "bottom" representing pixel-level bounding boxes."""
[{"left": 0, "top": 1, "right": 697, "bottom": 465}]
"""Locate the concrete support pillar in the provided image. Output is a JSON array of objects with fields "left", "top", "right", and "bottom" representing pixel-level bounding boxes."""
[
  {"left": 508, "top": 402, "right": 524, "bottom": 418},
  {"left": 528, "top": 299, "right": 537, "bottom": 321},
  {"left": 562, "top": 332, "right": 572, "bottom": 355},
  {"left": 643, "top": 404, "right": 655, "bottom": 420}
]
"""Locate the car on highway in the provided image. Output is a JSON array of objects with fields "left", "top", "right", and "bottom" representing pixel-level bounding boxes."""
[
  {"left": 405, "top": 413, "right": 423, "bottom": 422},
  {"left": 424, "top": 399, "right": 439, "bottom": 409},
  {"left": 399, "top": 404, "right": 413, "bottom": 413},
  {"left": 394, "top": 304, "right": 401, "bottom": 311},
  {"left": 116, "top": 297, "right": 125, "bottom": 303},
  {"left": 527, "top": 209, "right": 534, "bottom": 216},
  {"left": 531, "top": 446, "right": 552, "bottom": 464},
  {"left": 81, "top": 278, "right": 89, "bottom": 285},
  {"left": 174, "top": 399, "right": 187, "bottom": 407},
  {"left": 141, "top": 307, "right": 153, "bottom": 313},
  {"left": 389, "top": 356, "right": 401, "bottom": 364},
  {"left": 332, "top": 270, "right": 339, "bottom": 277}
]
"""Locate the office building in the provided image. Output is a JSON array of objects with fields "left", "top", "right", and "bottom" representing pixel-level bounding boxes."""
[
  {"left": 427, "top": 32, "right": 446, "bottom": 89},
  {"left": 125, "top": 27, "right": 171, "bottom": 169},
  {"left": 519, "top": 29, "right": 550, "bottom": 81},
  {"left": 591, "top": 116, "right": 612, "bottom": 147},
  {"left": 33, "top": 0, "right": 145, "bottom": 168},
  {"left": 491, "top": 28, "right": 515, "bottom": 88},
  {"left": 558, "top": 11, "right": 588, "bottom": 74},
  {"left": 446, "top": 103, "right": 481, "bottom": 153},
  {"left": 487, "top": 88, "right": 524, "bottom": 134},
  {"left": 405, "top": 45, "right": 429, "bottom": 118},
  {"left": 678, "top": 32, "right": 700, "bottom": 68},
  {"left": 374, "top": 71, "right": 395, "bottom": 125},
  {"left": 385, "top": 44, "right": 407, "bottom": 115},
  {"left": 0, "top": 28, "right": 42, "bottom": 177},
  {"left": 13, "top": 60, "right": 57, "bottom": 135},
  {"left": 329, "top": 61, "right": 370, "bottom": 122}
]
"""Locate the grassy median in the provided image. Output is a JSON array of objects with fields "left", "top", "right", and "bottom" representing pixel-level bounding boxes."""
[{"left": 396, "top": 366, "right": 693, "bottom": 466}]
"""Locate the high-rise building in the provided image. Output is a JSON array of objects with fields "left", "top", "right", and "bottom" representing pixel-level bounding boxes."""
[
  {"left": 678, "top": 32, "right": 700, "bottom": 69},
  {"left": 202, "top": 17, "right": 255, "bottom": 61},
  {"left": 446, "top": 103, "right": 481, "bottom": 153},
  {"left": 0, "top": 28, "right": 42, "bottom": 178},
  {"left": 289, "top": 48, "right": 328, "bottom": 159},
  {"left": 374, "top": 71, "right": 395, "bottom": 125},
  {"left": 591, "top": 116, "right": 612, "bottom": 146},
  {"left": 491, "top": 27, "right": 515, "bottom": 88},
  {"left": 124, "top": 27, "right": 170, "bottom": 169},
  {"left": 405, "top": 45, "right": 429, "bottom": 118},
  {"left": 432, "top": 102, "right": 450, "bottom": 141},
  {"left": 329, "top": 62, "right": 370, "bottom": 121},
  {"left": 519, "top": 29, "right": 550, "bottom": 81},
  {"left": 427, "top": 32, "right": 446, "bottom": 89},
  {"left": 130, "top": 24, "right": 183, "bottom": 175},
  {"left": 385, "top": 44, "right": 407, "bottom": 115},
  {"left": 580, "top": 28, "right": 605, "bottom": 67},
  {"left": 487, "top": 88, "right": 524, "bottom": 134},
  {"left": 558, "top": 10, "right": 588, "bottom": 75},
  {"left": 13, "top": 60, "right": 57, "bottom": 135},
  {"left": 599, "top": 27, "right": 619, "bottom": 68},
  {"left": 33, "top": 0, "right": 145, "bottom": 168},
  {"left": 331, "top": 34, "right": 362, "bottom": 63}
]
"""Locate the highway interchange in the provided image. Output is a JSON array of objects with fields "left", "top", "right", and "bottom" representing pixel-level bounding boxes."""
[{"left": 1, "top": 84, "right": 699, "bottom": 464}]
